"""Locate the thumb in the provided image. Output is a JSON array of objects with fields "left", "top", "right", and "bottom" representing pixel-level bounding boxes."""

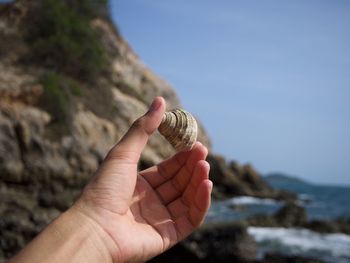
[{"left": 107, "top": 97, "right": 166, "bottom": 163}]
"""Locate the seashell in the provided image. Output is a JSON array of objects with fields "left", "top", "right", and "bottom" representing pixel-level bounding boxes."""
[{"left": 158, "top": 109, "right": 198, "bottom": 152}]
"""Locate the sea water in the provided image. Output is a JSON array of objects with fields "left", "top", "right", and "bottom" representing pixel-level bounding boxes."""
[
  {"left": 266, "top": 180, "right": 350, "bottom": 220},
  {"left": 206, "top": 183, "right": 350, "bottom": 262},
  {"left": 248, "top": 227, "right": 350, "bottom": 263}
]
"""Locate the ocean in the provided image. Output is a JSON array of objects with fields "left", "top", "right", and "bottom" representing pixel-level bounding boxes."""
[
  {"left": 266, "top": 179, "right": 350, "bottom": 221},
  {"left": 206, "top": 182, "right": 350, "bottom": 263}
]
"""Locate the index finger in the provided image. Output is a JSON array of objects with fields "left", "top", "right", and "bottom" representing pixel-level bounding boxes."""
[{"left": 139, "top": 142, "right": 206, "bottom": 187}]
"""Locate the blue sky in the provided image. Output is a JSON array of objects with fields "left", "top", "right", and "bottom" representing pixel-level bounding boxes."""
[{"left": 111, "top": 1, "right": 350, "bottom": 185}]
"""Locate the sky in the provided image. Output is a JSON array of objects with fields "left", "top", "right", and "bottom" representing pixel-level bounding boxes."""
[{"left": 111, "top": 1, "right": 350, "bottom": 185}]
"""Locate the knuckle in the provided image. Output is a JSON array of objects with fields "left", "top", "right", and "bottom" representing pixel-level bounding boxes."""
[
  {"left": 105, "top": 149, "right": 139, "bottom": 164},
  {"left": 131, "top": 116, "right": 153, "bottom": 136},
  {"left": 131, "top": 117, "right": 145, "bottom": 131}
]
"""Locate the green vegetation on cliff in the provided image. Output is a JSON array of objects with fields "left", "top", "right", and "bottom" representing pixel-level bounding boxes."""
[
  {"left": 39, "top": 71, "right": 82, "bottom": 138},
  {"left": 25, "top": 0, "right": 108, "bottom": 80},
  {"left": 21, "top": 0, "right": 117, "bottom": 134}
]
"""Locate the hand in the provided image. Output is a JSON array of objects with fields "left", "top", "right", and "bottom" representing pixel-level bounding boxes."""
[{"left": 74, "top": 97, "right": 212, "bottom": 262}]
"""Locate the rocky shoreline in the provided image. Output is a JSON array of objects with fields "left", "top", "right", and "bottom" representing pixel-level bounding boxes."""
[
  {"left": 148, "top": 201, "right": 350, "bottom": 263},
  {"left": 247, "top": 201, "right": 350, "bottom": 235},
  {"left": 149, "top": 220, "right": 328, "bottom": 263}
]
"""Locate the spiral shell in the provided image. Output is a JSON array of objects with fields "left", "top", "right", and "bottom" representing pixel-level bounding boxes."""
[{"left": 158, "top": 109, "right": 198, "bottom": 152}]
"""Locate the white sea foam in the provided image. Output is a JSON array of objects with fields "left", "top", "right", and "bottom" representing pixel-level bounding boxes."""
[
  {"left": 248, "top": 227, "right": 350, "bottom": 263},
  {"left": 229, "top": 196, "right": 279, "bottom": 206}
]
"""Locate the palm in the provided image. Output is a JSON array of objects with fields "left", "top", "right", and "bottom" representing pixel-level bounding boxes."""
[
  {"left": 109, "top": 176, "right": 177, "bottom": 262},
  {"left": 80, "top": 143, "right": 211, "bottom": 262},
  {"left": 77, "top": 98, "right": 212, "bottom": 262}
]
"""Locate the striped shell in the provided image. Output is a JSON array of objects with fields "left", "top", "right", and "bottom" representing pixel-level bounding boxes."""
[{"left": 158, "top": 109, "right": 198, "bottom": 152}]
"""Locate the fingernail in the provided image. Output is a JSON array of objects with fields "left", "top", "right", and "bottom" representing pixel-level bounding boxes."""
[{"left": 148, "top": 97, "right": 162, "bottom": 112}]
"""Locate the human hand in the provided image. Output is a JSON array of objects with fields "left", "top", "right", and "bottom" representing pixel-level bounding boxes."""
[{"left": 73, "top": 97, "right": 212, "bottom": 262}]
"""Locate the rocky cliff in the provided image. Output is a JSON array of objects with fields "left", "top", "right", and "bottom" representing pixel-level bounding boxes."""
[{"left": 0, "top": 1, "right": 283, "bottom": 261}]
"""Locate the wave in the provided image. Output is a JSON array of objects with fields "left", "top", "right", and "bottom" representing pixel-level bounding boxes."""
[
  {"left": 248, "top": 227, "right": 350, "bottom": 263},
  {"left": 228, "top": 196, "right": 280, "bottom": 206}
]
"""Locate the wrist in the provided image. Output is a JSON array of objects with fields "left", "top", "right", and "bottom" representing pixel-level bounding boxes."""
[
  {"left": 54, "top": 206, "right": 117, "bottom": 263},
  {"left": 10, "top": 206, "right": 117, "bottom": 263}
]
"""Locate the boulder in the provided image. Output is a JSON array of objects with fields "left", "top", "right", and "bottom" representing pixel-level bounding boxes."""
[
  {"left": 208, "top": 154, "right": 293, "bottom": 201},
  {"left": 275, "top": 202, "right": 307, "bottom": 227},
  {"left": 305, "top": 218, "right": 350, "bottom": 235},
  {"left": 149, "top": 222, "right": 257, "bottom": 263},
  {"left": 262, "top": 253, "right": 326, "bottom": 263}
]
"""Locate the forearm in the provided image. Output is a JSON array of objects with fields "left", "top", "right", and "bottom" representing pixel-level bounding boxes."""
[{"left": 9, "top": 207, "right": 115, "bottom": 263}]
